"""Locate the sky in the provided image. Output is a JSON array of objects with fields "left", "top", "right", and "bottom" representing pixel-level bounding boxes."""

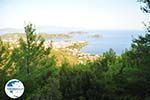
[{"left": 0, "top": 0, "right": 146, "bottom": 30}]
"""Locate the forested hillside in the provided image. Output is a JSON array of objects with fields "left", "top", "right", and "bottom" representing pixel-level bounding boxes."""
[{"left": 0, "top": 0, "right": 150, "bottom": 100}]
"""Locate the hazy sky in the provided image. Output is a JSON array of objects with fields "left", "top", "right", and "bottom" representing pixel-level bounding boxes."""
[{"left": 0, "top": 0, "right": 145, "bottom": 30}]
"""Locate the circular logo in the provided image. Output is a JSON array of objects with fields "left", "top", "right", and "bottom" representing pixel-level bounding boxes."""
[{"left": 5, "top": 79, "right": 24, "bottom": 99}]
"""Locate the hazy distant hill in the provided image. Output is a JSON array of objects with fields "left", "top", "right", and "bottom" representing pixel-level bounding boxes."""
[
  {"left": 0, "top": 28, "right": 23, "bottom": 34},
  {"left": 0, "top": 26, "right": 85, "bottom": 34},
  {"left": 36, "top": 26, "right": 84, "bottom": 33}
]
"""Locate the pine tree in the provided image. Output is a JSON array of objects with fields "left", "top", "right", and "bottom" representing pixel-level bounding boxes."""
[
  {"left": 10, "top": 24, "right": 52, "bottom": 75},
  {"left": 7, "top": 24, "right": 60, "bottom": 98}
]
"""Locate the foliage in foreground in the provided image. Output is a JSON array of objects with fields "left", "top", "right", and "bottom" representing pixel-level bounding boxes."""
[
  {"left": 0, "top": 1, "right": 150, "bottom": 99},
  {"left": 0, "top": 23, "right": 149, "bottom": 100}
]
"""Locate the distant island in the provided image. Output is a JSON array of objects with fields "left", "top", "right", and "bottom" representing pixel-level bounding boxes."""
[{"left": 89, "top": 34, "right": 103, "bottom": 39}]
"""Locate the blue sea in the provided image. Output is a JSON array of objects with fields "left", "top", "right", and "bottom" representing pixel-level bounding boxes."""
[{"left": 49, "top": 30, "right": 144, "bottom": 55}]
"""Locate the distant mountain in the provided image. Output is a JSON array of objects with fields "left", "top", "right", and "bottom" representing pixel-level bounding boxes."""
[
  {"left": 0, "top": 26, "right": 85, "bottom": 34},
  {"left": 36, "top": 25, "right": 85, "bottom": 33},
  {"left": 0, "top": 28, "right": 24, "bottom": 34}
]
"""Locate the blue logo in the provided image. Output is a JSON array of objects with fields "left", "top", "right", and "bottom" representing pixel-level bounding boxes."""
[{"left": 5, "top": 79, "right": 24, "bottom": 99}]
